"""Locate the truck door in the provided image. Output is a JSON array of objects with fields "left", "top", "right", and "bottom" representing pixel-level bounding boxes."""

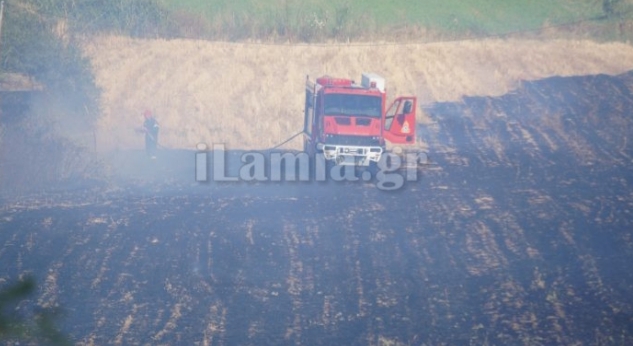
[{"left": 384, "top": 97, "right": 416, "bottom": 144}]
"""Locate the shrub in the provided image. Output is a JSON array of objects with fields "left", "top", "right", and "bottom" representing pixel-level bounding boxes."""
[{"left": 0, "top": 0, "right": 102, "bottom": 192}]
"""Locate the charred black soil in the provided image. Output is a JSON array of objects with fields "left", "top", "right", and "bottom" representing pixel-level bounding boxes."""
[{"left": 2, "top": 71, "right": 633, "bottom": 345}]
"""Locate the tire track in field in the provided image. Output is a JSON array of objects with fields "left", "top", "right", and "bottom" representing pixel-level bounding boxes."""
[
  {"left": 0, "top": 232, "right": 20, "bottom": 276},
  {"left": 82, "top": 217, "right": 141, "bottom": 344},
  {"left": 282, "top": 222, "right": 306, "bottom": 344}
]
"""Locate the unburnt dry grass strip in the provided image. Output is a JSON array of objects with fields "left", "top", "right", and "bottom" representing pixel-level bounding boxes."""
[{"left": 82, "top": 36, "right": 633, "bottom": 151}]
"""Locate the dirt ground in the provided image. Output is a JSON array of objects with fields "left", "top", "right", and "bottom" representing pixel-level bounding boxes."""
[
  {"left": 1, "top": 69, "right": 632, "bottom": 345},
  {"left": 82, "top": 36, "right": 633, "bottom": 152}
]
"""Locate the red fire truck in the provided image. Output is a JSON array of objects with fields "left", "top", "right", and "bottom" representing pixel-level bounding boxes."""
[{"left": 303, "top": 73, "right": 416, "bottom": 166}]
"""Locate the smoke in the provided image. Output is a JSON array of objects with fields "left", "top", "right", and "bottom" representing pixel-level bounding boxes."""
[{"left": 0, "top": 90, "right": 103, "bottom": 196}]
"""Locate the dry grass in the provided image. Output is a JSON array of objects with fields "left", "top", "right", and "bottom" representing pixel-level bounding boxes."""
[{"left": 82, "top": 36, "right": 633, "bottom": 151}]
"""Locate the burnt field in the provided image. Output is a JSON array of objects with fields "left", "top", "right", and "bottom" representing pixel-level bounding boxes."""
[{"left": 2, "top": 71, "right": 633, "bottom": 345}]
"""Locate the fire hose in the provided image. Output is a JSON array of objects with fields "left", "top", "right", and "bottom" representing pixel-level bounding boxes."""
[{"left": 270, "top": 130, "right": 305, "bottom": 150}]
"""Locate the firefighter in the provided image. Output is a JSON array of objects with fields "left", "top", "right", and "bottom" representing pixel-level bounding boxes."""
[{"left": 142, "top": 109, "right": 160, "bottom": 158}]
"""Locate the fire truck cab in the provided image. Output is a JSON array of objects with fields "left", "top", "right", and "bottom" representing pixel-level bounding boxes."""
[{"left": 303, "top": 73, "right": 416, "bottom": 166}]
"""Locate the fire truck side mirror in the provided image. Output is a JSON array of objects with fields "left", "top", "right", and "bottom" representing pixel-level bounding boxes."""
[{"left": 403, "top": 100, "right": 413, "bottom": 114}]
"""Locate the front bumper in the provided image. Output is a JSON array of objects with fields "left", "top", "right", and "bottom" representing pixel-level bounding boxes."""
[{"left": 317, "top": 143, "right": 383, "bottom": 166}]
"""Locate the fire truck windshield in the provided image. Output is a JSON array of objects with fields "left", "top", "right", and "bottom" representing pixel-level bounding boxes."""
[{"left": 323, "top": 94, "right": 382, "bottom": 117}]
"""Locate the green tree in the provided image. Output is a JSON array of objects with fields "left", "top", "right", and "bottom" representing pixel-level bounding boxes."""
[
  {"left": 0, "top": 0, "right": 171, "bottom": 122},
  {"left": 0, "top": 0, "right": 102, "bottom": 190},
  {"left": 0, "top": 277, "right": 71, "bottom": 345},
  {"left": 1, "top": 0, "right": 100, "bottom": 124}
]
